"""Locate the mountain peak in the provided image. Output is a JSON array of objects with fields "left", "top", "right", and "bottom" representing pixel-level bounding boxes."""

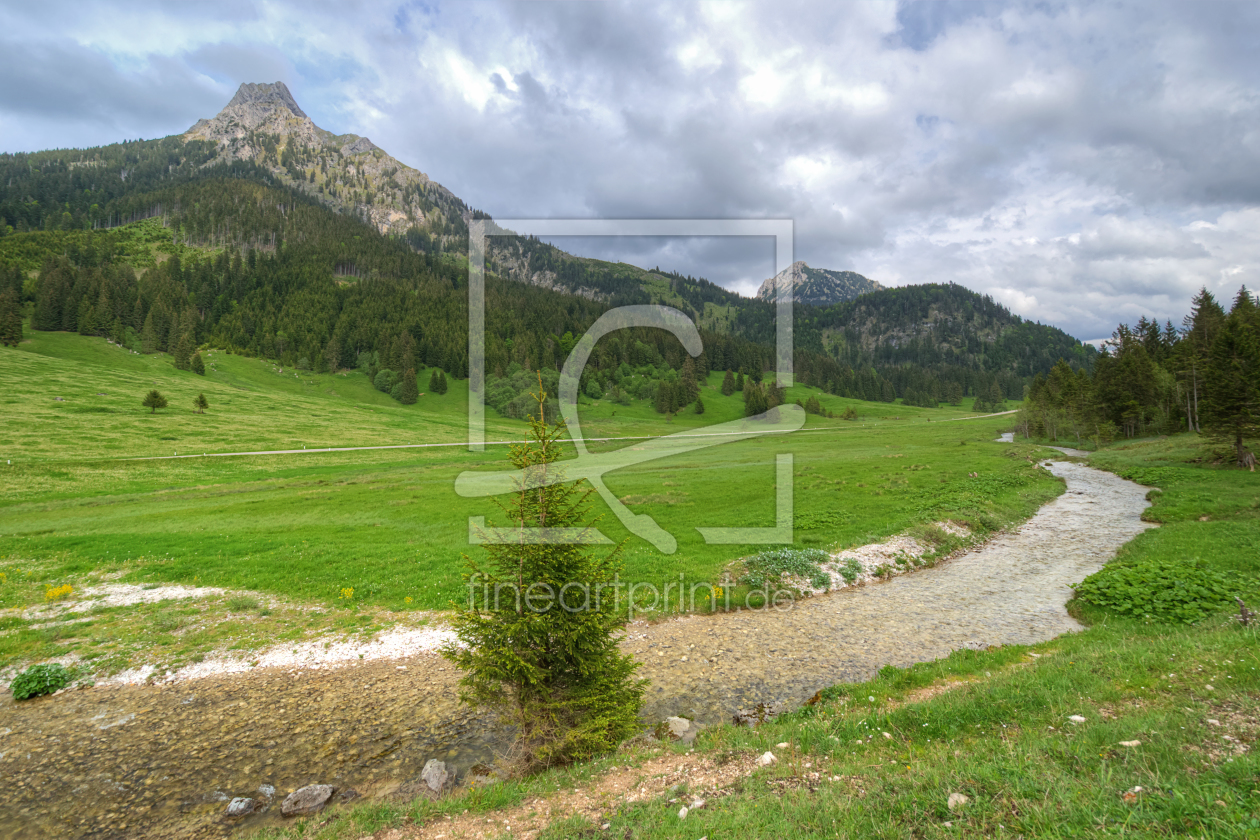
[
  {"left": 186, "top": 81, "right": 312, "bottom": 140},
  {"left": 756, "top": 261, "right": 882, "bottom": 306},
  {"left": 225, "top": 81, "right": 308, "bottom": 121}
]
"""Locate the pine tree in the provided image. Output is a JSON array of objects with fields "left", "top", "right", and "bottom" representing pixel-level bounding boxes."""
[
  {"left": 987, "top": 381, "right": 1005, "bottom": 411},
  {"left": 743, "top": 382, "right": 769, "bottom": 417},
  {"left": 735, "top": 372, "right": 744, "bottom": 392},
  {"left": 0, "top": 289, "right": 21, "bottom": 347},
  {"left": 173, "top": 332, "right": 193, "bottom": 370},
  {"left": 1180, "top": 287, "right": 1228, "bottom": 432},
  {"left": 429, "top": 368, "right": 442, "bottom": 394},
  {"left": 694, "top": 396, "right": 705, "bottom": 414},
  {"left": 142, "top": 390, "right": 168, "bottom": 414},
  {"left": 194, "top": 393, "right": 209, "bottom": 413},
  {"left": 443, "top": 387, "right": 644, "bottom": 771},
  {"left": 1202, "top": 287, "right": 1260, "bottom": 468},
  {"left": 721, "top": 370, "right": 735, "bottom": 396},
  {"left": 680, "top": 356, "right": 698, "bottom": 403},
  {"left": 437, "top": 370, "right": 449, "bottom": 395},
  {"left": 324, "top": 337, "right": 341, "bottom": 373},
  {"left": 190, "top": 352, "right": 205, "bottom": 375},
  {"left": 398, "top": 368, "right": 419, "bottom": 404},
  {"left": 140, "top": 312, "right": 157, "bottom": 354}
]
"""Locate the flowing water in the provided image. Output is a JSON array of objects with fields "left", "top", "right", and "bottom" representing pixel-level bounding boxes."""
[{"left": 0, "top": 460, "right": 1153, "bottom": 839}]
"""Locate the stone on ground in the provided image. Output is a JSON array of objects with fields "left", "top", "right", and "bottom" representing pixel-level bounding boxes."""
[
  {"left": 421, "top": 758, "right": 449, "bottom": 793},
  {"left": 280, "top": 784, "right": 333, "bottom": 817}
]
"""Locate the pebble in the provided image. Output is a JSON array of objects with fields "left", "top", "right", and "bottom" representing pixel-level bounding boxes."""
[
  {"left": 756, "top": 751, "right": 777, "bottom": 766},
  {"left": 947, "top": 793, "right": 970, "bottom": 811}
]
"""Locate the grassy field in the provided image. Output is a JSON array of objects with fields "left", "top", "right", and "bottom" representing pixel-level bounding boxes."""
[
  {"left": 254, "top": 433, "right": 1260, "bottom": 840},
  {"left": 0, "top": 328, "right": 1051, "bottom": 680}
]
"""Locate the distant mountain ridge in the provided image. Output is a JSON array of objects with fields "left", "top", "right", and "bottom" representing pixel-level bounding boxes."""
[
  {"left": 0, "top": 80, "right": 1096, "bottom": 406},
  {"left": 756, "top": 261, "right": 882, "bottom": 306}
]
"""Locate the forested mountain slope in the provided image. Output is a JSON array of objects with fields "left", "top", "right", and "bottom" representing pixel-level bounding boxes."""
[{"left": 0, "top": 81, "right": 1094, "bottom": 414}]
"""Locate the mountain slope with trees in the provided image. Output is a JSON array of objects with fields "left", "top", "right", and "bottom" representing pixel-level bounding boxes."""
[{"left": 0, "top": 81, "right": 1098, "bottom": 415}]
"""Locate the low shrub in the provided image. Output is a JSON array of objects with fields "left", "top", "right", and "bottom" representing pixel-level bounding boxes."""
[
  {"left": 740, "top": 548, "right": 831, "bottom": 592},
  {"left": 11, "top": 663, "right": 75, "bottom": 700},
  {"left": 838, "top": 558, "right": 864, "bottom": 584},
  {"left": 1074, "top": 558, "right": 1242, "bottom": 624}
]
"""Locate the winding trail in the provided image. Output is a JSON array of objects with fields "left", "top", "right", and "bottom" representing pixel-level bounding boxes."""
[{"left": 0, "top": 457, "right": 1153, "bottom": 840}]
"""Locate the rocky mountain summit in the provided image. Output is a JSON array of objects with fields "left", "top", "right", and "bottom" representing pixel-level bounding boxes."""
[
  {"left": 756, "top": 261, "right": 882, "bottom": 306},
  {"left": 184, "top": 82, "right": 466, "bottom": 238}
]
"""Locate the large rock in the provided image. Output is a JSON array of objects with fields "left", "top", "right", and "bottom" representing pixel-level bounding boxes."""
[
  {"left": 224, "top": 797, "right": 258, "bottom": 817},
  {"left": 663, "top": 716, "right": 703, "bottom": 744},
  {"left": 281, "top": 784, "right": 334, "bottom": 817},
  {"left": 421, "top": 759, "right": 449, "bottom": 793}
]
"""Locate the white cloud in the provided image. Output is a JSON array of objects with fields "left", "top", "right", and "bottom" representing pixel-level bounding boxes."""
[{"left": 2, "top": 0, "right": 1260, "bottom": 339}]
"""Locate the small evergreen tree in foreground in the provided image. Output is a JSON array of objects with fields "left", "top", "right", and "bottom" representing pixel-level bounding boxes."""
[
  {"left": 142, "top": 390, "right": 168, "bottom": 414},
  {"left": 443, "top": 386, "right": 644, "bottom": 773},
  {"left": 190, "top": 352, "right": 205, "bottom": 375},
  {"left": 194, "top": 393, "right": 209, "bottom": 413}
]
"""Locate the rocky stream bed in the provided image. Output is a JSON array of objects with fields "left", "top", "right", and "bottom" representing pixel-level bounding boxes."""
[{"left": 0, "top": 459, "right": 1153, "bottom": 839}]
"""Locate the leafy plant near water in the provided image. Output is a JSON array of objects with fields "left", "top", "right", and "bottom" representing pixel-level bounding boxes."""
[
  {"left": 837, "top": 557, "right": 864, "bottom": 584},
  {"left": 740, "top": 548, "right": 832, "bottom": 591},
  {"left": 1074, "top": 558, "right": 1242, "bottom": 624},
  {"left": 11, "top": 662, "right": 76, "bottom": 700}
]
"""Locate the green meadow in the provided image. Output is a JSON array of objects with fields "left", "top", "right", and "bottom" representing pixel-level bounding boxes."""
[
  {"left": 0, "top": 328, "right": 1054, "bottom": 676},
  {"left": 261, "top": 433, "right": 1260, "bottom": 840}
]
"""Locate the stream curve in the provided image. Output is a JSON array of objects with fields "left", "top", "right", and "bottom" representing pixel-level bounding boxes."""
[{"left": 0, "top": 460, "right": 1153, "bottom": 839}]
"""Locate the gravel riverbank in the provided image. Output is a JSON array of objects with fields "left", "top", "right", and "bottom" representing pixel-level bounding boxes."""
[{"left": 0, "top": 459, "right": 1154, "bottom": 839}]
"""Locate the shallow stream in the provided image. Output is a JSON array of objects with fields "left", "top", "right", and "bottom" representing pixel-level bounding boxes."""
[{"left": 0, "top": 460, "right": 1153, "bottom": 839}]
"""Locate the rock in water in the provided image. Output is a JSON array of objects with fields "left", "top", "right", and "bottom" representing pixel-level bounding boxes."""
[
  {"left": 224, "top": 798, "right": 258, "bottom": 817},
  {"left": 421, "top": 759, "right": 449, "bottom": 793},
  {"left": 281, "top": 784, "right": 333, "bottom": 817}
]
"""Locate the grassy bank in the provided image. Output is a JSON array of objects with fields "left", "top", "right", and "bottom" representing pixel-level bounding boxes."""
[
  {"left": 255, "top": 433, "right": 1259, "bottom": 840},
  {"left": 2, "top": 330, "right": 1055, "bottom": 682}
]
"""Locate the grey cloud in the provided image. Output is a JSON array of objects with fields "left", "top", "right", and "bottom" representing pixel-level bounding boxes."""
[{"left": 3, "top": 0, "right": 1260, "bottom": 340}]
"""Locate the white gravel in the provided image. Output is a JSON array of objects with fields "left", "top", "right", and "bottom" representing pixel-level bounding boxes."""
[
  {"left": 103, "top": 623, "right": 458, "bottom": 686},
  {"left": 804, "top": 520, "right": 973, "bottom": 594}
]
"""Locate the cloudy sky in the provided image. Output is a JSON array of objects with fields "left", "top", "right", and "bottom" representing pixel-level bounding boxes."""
[{"left": 3, "top": 0, "right": 1259, "bottom": 340}]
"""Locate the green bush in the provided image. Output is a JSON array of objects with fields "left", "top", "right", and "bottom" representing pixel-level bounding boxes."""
[
  {"left": 741, "top": 548, "right": 831, "bottom": 591},
  {"left": 1074, "top": 559, "right": 1241, "bottom": 624},
  {"left": 11, "top": 663, "right": 75, "bottom": 700}
]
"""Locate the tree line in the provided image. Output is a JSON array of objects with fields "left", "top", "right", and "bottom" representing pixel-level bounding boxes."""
[{"left": 1017, "top": 287, "right": 1260, "bottom": 467}]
